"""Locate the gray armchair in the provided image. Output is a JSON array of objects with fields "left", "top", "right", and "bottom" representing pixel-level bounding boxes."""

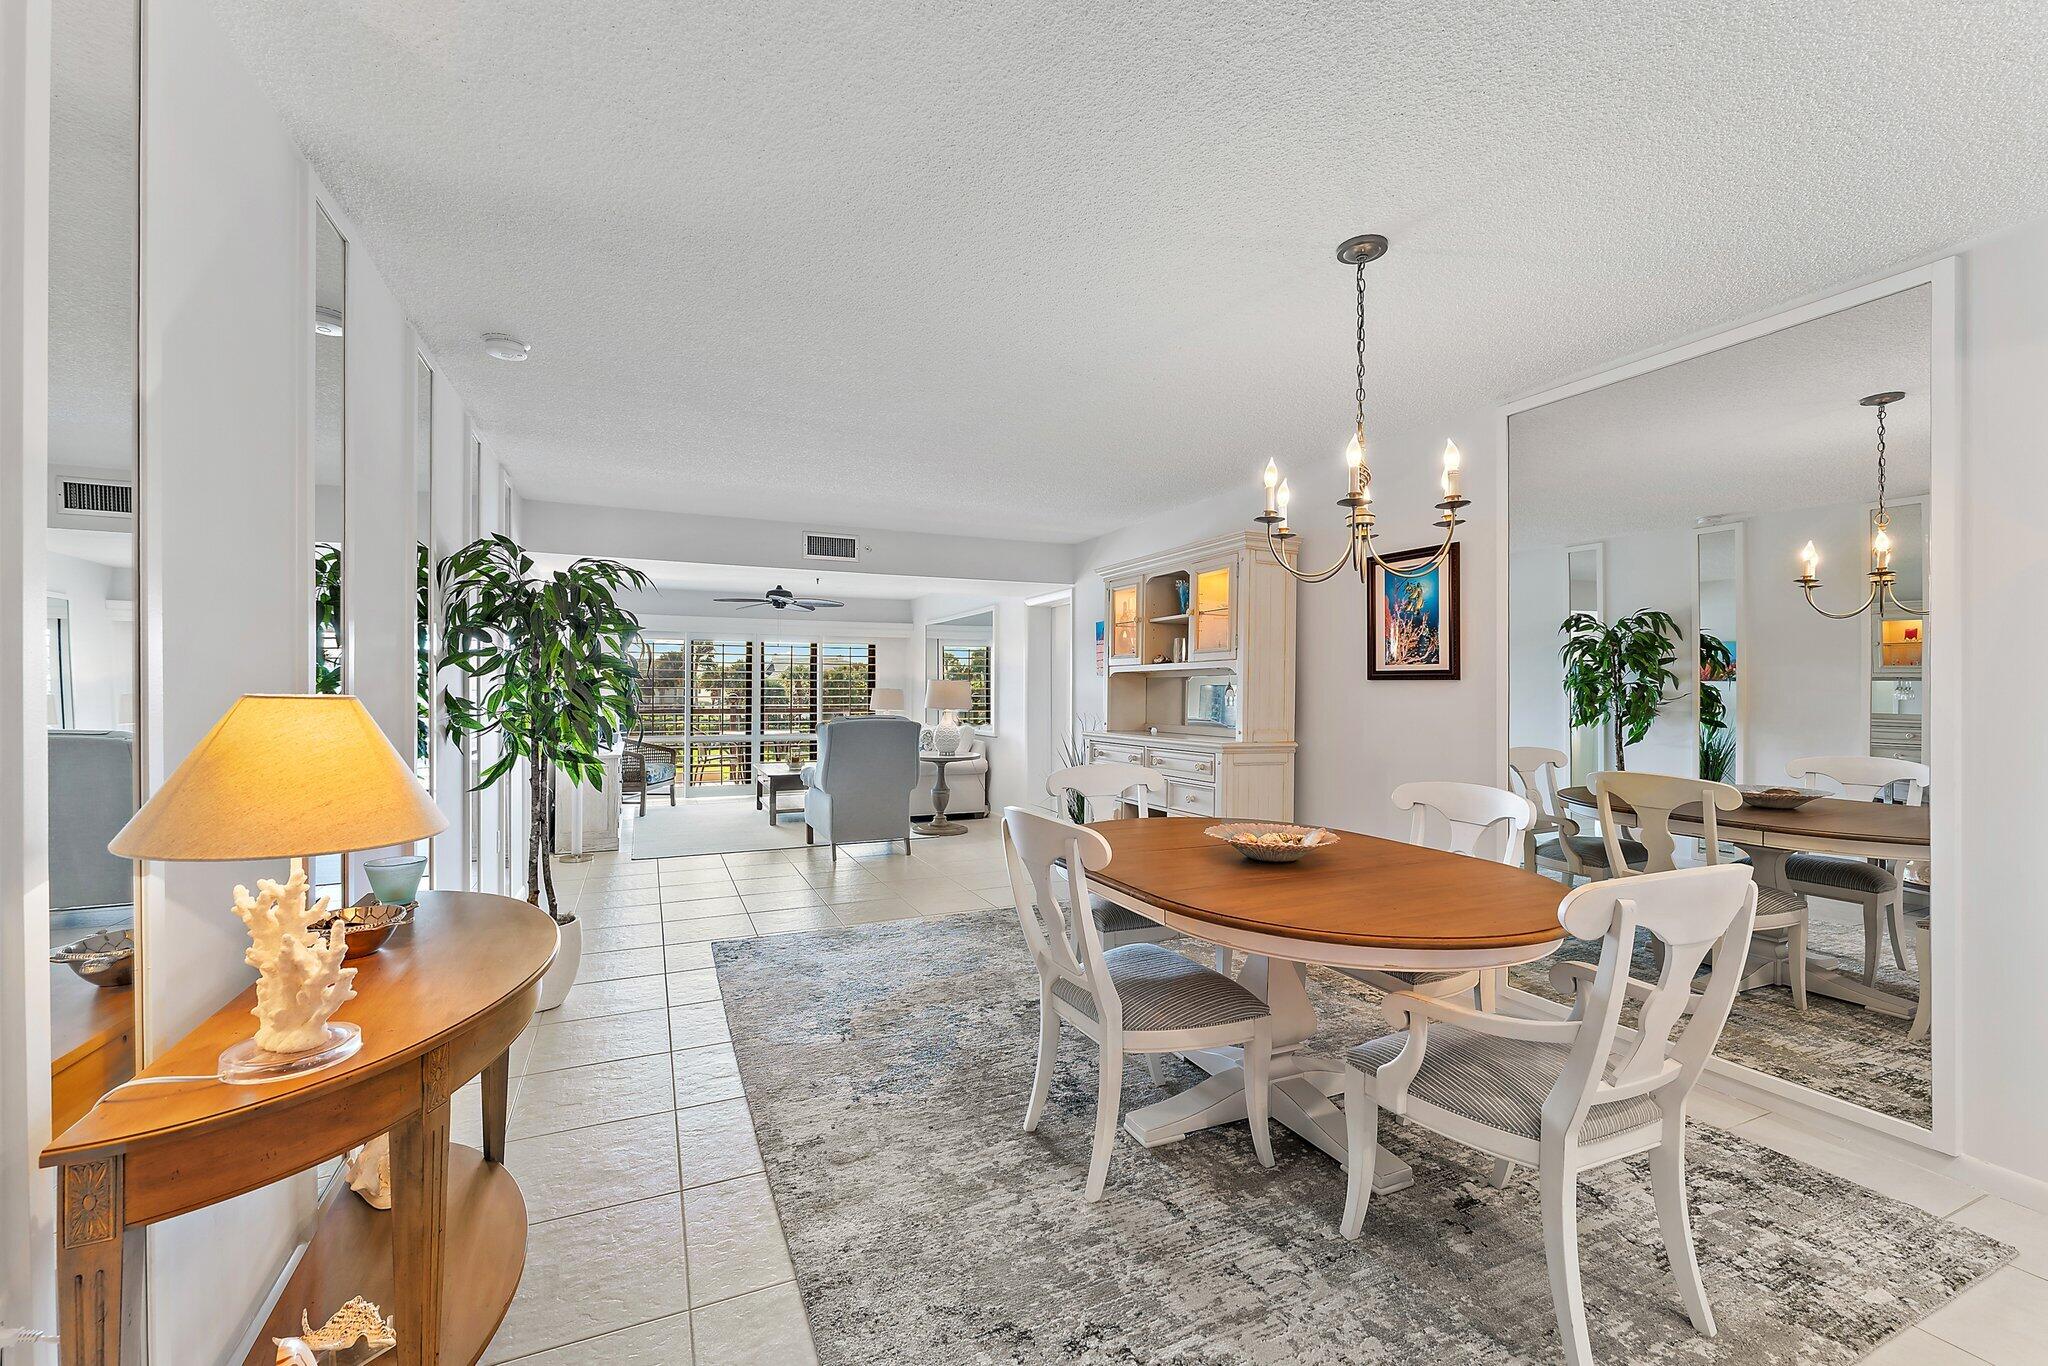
[
  {"left": 802, "top": 715, "right": 921, "bottom": 858},
  {"left": 49, "top": 730, "right": 136, "bottom": 913}
]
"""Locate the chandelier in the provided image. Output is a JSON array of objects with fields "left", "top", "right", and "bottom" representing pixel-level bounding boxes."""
[
  {"left": 1254, "top": 234, "right": 1469, "bottom": 584},
  {"left": 1795, "top": 391, "right": 1924, "bottom": 619}
]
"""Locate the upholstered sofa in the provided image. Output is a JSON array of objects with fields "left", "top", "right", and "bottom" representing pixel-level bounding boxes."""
[{"left": 911, "top": 729, "right": 990, "bottom": 819}]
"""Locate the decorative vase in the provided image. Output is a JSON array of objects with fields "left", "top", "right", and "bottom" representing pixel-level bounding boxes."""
[
  {"left": 363, "top": 853, "right": 427, "bottom": 905},
  {"left": 537, "top": 914, "right": 582, "bottom": 1012},
  {"left": 1175, "top": 579, "right": 1191, "bottom": 612}
]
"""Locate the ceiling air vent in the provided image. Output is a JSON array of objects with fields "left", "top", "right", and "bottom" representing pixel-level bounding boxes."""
[
  {"left": 804, "top": 532, "right": 858, "bottom": 562},
  {"left": 59, "top": 478, "right": 134, "bottom": 517}
]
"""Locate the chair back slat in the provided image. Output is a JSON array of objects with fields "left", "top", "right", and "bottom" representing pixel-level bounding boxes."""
[
  {"left": 1002, "top": 805, "right": 1120, "bottom": 1023},
  {"left": 1789, "top": 754, "right": 1929, "bottom": 805},
  {"left": 1548, "top": 864, "right": 1757, "bottom": 1129},
  {"left": 1589, "top": 770, "right": 1740, "bottom": 874},
  {"left": 1506, "top": 747, "right": 1568, "bottom": 821},
  {"left": 1391, "top": 781, "right": 1535, "bottom": 866},
  {"left": 1047, "top": 762, "right": 1156, "bottom": 821}
]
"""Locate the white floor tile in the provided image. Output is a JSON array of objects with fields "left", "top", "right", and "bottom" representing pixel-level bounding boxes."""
[
  {"left": 1950, "top": 1196, "right": 2048, "bottom": 1277},
  {"left": 666, "top": 968, "right": 722, "bottom": 1006},
  {"left": 510, "top": 1053, "right": 676, "bottom": 1141},
  {"left": 578, "top": 946, "right": 669, "bottom": 983},
  {"left": 483, "top": 1195, "right": 689, "bottom": 1363},
  {"left": 672, "top": 1043, "right": 744, "bottom": 1108},
  {"left": 689, "top": 1283, "right": 815, "bottom": 1366},
  {"left": 508, "top": 1310, "right": 694, "bottom": 1365},
  {"left": 676, "top": 1098, "right": 765, "bottom": 1188},
  {"left": 547, "top": 973, "right": 668, "bottom": 1024},
  {"left": 662, "top": 896, "right": 749, "bottom": 921},
  {"left": 1858, "top": 1327, "right": 1987, "bottom": 1365},
  {"left": 1920, "top": 1266, "right": 2048, "bottom": 1364},
  {"left": 526, "top": 1007, "right": 671, "bottom": 1075},
  {"left": 508, "top": 1111, "right": 681, "bottom": 1224},
  {"left": 671, "top": 1000, "right": 733, "bottom": 1049},
  {"left": 684, "top": 1175, "right": 797, "bottom": 1307}
]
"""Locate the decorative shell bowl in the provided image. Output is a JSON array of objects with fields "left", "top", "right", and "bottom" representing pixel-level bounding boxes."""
[
  {"left": 1737, "top": 785, "right": 1830, "bottom": 811},
  {"left": 50, "top": 927, "right": 134, "bottom": 987},
  {"left": 312, "top": 898, "right": 415, "bottom": 960},
  {"left": 1205, "top": 821, "right": 1339, "bottom": 864}
]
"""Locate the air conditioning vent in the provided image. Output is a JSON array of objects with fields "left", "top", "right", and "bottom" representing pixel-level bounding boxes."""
[
  {"left": 804, "top": 532, "right": 858, "bottom": 562},
  {"left": 59, "top": 478, "right": 133, "bottom": 516}
]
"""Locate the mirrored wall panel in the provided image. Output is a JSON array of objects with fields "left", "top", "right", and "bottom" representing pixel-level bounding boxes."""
[
  {"left": 415, "top": 355, "right": 435, "bottom": 883},
  {"left": 1507, "top": 284, "right": 1937, "bottom": 1130},
  {"left": 46, "top": 0, "right": 140, "bottom": 1133},
  {"left": 311, "top": 207, "right": 346, "bottom": 899}
]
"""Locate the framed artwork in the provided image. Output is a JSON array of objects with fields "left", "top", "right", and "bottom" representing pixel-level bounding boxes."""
[
  {"left": 1094, "top": 620, "right": 1106, "bottom": 675},
  {"left": 1367, "top": 543, "right": 1461, "bottom": 680}
]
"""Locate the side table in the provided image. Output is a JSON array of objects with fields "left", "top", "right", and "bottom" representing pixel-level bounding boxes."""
[{"left": 920, "top": 752, "right": 973, "bottom": 836}]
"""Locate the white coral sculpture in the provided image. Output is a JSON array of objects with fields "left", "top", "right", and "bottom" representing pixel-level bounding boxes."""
[
  {"left": 233, "top": 865, "right": 358, "bottom": 1054},
  {"left": 273, "top": 1295, "right": 395, "bottom": 1363}
]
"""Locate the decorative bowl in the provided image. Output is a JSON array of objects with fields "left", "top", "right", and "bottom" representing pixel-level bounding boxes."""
[
  {"left": 314, "top": 898, "right": 415, "bottom": 960},
  {"left": 1205, "top": 821, "right": 1339, "bottom": 864},
  {"left": 1737, "top": 785, "right": 1830, "bottom": 811},
  {"left": 363, "top": 853, "right": 427, "bottom": 906},
  {"left": 50, "top": 927, "right": 134, "bottom": 988}
]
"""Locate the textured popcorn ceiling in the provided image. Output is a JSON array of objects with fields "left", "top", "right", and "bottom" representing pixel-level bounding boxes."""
[
  {"left": 1510, "top": 285, "right": 1933, "bottom": 549},
  {"left": 208, "top": 1, "right": 2048, "bottom": 541}
]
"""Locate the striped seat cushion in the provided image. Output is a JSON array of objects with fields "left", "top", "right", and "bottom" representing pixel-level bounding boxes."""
[
  {"left": 1053, "top": 944, "right": 1269, "bottom": 1032},
  {"left": 1088, "top": 894, "right": 1160, "bottom": 936},
  {"left": 1756, "top": 885, "right": 1808, "bottom": 918},
  {"left": 1348, "top": 1025, "right": 1660, "bottom": 1141},
  {"left": 1783, "top": 852, "right": 1895, "bottom": 895},
  {"left": 1535, "top": 832, "right": 1648, "bottom": 869}
]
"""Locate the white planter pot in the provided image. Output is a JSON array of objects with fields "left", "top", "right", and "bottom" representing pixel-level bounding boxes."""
[{"left": 537, "top": 914, "right": 582, "bottom": 1012}]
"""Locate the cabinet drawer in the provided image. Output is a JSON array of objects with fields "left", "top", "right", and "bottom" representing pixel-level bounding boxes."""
[
  {"left": 1165, "top": 778, "right": 1217, "bottom": 816},
  {"left": 1146, "top": 748, "right": 1216, "bottom": 779},
  {"left": 1087, "top": 741, "right": 1144, "bottom": 766}
]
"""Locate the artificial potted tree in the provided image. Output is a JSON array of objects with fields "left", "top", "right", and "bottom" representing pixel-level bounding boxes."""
[
  {"left": 1558, "top": 608, "right": 1684, "bottom": 771},
  {"left": 438, "top": 534, "right": 650, "bottom": 1009}
]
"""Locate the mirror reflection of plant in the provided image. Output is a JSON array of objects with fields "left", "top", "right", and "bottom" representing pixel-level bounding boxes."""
[
  {"left": 437, "top": 535, "right": 651, "bottom": 921},
  {"left": 1697, "top": 630, "right": 1734, "bottom": 781},
  {"left": 314, "top": 542, "right": 343, "bottom": 694},
  {"left": 416, "top": 542, "right": 432, "bottom": 768},
  {"left": 1559, "top": 609, "right": 1683, "bottom": 771}
]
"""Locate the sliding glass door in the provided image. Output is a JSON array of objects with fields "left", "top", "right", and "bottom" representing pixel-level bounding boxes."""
[{"left": 638, "top": 636, "right": 877, "bottom": 792}]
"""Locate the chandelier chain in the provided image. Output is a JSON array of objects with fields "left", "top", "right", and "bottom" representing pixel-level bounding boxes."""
[
  {"left": 1873, "top": 400, "right": 1889, "bottom": 529},
  {"left": 1353, "top": 262, "right": 1367, "bottom": 439}
]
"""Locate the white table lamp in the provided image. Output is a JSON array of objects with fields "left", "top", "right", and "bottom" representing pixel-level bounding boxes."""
[
  {"left": 869, "top": 687, "right": 905, "bottom": 715},
  {"left": 924, "top": 679, "right": 973, "bottom": 755}
]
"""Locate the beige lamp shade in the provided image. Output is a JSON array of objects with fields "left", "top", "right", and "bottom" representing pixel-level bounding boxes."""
[
  {"left": 111, "top": 693, "right": 449, "bottom": 861},
  {"left": 869, "top": 687, "right": 905, "bottom": 711},
  {"left": 925, "top": 679, "right": 973, "bottom": 713}
]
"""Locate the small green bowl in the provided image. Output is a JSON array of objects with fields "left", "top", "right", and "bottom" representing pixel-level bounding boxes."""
[{"left": 363, "top": 854, "right": 427, "bottom": 906}]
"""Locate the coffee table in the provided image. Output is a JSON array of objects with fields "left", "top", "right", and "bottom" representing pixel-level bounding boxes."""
[{"left": 755, "top": 764, "right": 806, "bottom": 824}]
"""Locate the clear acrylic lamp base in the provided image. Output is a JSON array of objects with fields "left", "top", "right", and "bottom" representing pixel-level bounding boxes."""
[{"left": 217, "top": 1022, "right": 362, "bottom": 1085}]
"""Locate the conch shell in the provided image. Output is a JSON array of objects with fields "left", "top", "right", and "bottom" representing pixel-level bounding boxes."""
[
  {"left": 343, "top": 1133, "right": 391, "bottom": 1210},
  {"left": 273, "top": 1296, "right": 395, "bottom": 1362}
]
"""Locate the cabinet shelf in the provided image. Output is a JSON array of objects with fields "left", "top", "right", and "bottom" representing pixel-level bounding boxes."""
[
  {"left": 1111, "top": 660, "right": 1228, "bottom": 675},
  {"left": 1149, "top": 613, "right": 1190, "bottom": 624}
]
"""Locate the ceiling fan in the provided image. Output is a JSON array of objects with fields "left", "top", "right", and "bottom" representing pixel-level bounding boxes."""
[{"left": 713, "top": 584, "right": 845, "bottom": 612}]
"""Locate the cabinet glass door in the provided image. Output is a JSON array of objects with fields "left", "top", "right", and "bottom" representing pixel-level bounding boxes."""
[
  {"left": 1110, "top": 584, "right": 1139, "bottom": 660},
  {"left": 1192, "top": 563, "right": 1233, "bottom": 656}
]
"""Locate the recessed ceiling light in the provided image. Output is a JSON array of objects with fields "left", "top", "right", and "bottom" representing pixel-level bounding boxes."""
[
  {"left": 313, "top": 306, "right": 344, "bottom": 337},
  {"left": 483, "top": 333, "right": 530, "bottom": 362}
]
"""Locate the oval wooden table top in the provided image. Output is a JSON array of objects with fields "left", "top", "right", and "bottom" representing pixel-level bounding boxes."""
[
  {"left": 44, "top": 890, "right": 557, "bottom": 1162},
  {"left": 1086, "top": 816, "right": 1568, "bottom": 952},
  {"left": 1557, "top": 785, "right": 1930, "bottom": 851}
]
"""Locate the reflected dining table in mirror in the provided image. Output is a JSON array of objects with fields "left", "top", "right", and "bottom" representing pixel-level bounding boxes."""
[
  {"left": 1083, "top": 816, "right": 1567, "bottom": 1193},
  {"left": 1557, "top": 785, "right": 1929, "bottom": 1017}
]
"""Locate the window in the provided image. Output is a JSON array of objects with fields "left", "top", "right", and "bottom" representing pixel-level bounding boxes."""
[
  {"left": 631, "top": 636, "right": 879, "bottom": 789},
  {"left": 937, "top": 643, "right": 992, "bottom": 729}
]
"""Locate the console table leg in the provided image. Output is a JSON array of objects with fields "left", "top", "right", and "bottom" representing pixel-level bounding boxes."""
[
  {"left": 481, "top": 1050, "right": 511, "bottom": 1164},
  {"left": 390, "top": 1102, "right": 451, "bottom": 1366},
  {"left": 58, "top": 1156, "right": 123, "bottom": 1366}
]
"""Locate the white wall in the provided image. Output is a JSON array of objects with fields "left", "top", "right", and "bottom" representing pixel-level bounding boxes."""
[{"left": 45, "top": 547, "right": 128, "bottom": 729}]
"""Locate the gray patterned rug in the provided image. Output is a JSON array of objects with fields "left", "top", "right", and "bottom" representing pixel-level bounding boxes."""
[
  {"left": 1510, "top": 914, "right": 1931, "bottom": 1128},
  {"left": 715, "top": 912, "right": 2005, "bottom": 1365}
]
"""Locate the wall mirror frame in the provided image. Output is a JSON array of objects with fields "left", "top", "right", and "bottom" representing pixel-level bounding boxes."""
[
  {"left": 414, "top": 352, "right": 436, "bottom": 886},
  {"left": 1494, "top": 260, "right": 1960, "bottom": 1151},
  {"left": 927, "top": 606, "right": 998, "bottom": 734}
]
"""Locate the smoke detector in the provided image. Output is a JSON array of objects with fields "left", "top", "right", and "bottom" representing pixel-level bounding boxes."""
[{"left": 483, "top": 333, "right": 530, "bottom": 362}]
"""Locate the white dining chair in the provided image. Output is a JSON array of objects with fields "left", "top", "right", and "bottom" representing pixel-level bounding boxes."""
[
  {"left": 1003, "top": 805, "right": 1276, "bottom": 1201},
  {"left": 1593, "top": 770, "right": 1808, "bottom": 1011},
  {"left": 1374, "top": 781, "right": 1536, "bottom": 1014},
  {"left": 1508, "top": 746, "right": 1646, "bottom": 884},
  {"left": 1046, "top": 762, "right": 1176, "bottom": 951},
  {"left": 1783, "top": 755, "right": 1929, "bottom": 981},
  {"left": 1340, "top": 863, "right": 1759, "bottom": 1366}
]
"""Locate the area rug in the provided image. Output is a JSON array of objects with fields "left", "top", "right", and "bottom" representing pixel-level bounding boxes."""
[
  {"left": 625, "top": 794, "right": 818, "bottom": 859},
  {"left": 1510, "top": 913, "right": 1931, "bottom": 1129},
  {"left": 716, "top": 912, "right": 2005, "bottom": 1365}
]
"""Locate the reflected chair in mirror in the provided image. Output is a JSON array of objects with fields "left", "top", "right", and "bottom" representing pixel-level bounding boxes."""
[
  {"left": 1340, "top": 863, "right": 1758, "bottom": 1366},
  {"left": 1593, "top": 770, "right": 1808, "bottom": 1011},
  {"left": 1783, "top": 754, "right": 1930, "bottom": 983},
  {"left": 1046, "top": 762, "right": 1176, "bottom": 951},
  {"left": 620, "top": 735, "right": 678, "bottom": 815},
  {"left": 1369, "top": 781, "right": 1535, "bottom": 1016},
  {"left": 1003, "top": 805, "right": 1275, "bottom": 1201},
  {"left": 1509, "top": 746, "right": 1646, "bottom": 883}
]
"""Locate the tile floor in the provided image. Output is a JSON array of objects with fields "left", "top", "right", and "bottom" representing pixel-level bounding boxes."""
[{"left": 474, "top": 815, "right": 2048, "bottom": 1364}]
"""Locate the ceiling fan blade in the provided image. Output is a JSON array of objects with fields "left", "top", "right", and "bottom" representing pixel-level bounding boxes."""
[
  {"left": 793, "top": 599, "right": 845, "bottom": 609},
  {"left": 792, "top": 602, "right": 817, "bottom": 611},
  {"left": 734, "top": 600, "right": 769, "bottom": 609},
  {"left": 713, "top": 596, "right": 763, "bottom": 603}
]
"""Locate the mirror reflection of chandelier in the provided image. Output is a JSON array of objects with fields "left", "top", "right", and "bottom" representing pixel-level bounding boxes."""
[
  {"left": 1253, "top": 234, "right": 1470, "bottom": 584},
  {"left": 1795, "top": 391, "right": 1925, "bottom": 620}
]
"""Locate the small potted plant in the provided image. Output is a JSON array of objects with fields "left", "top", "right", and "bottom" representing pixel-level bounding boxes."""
[{"left": 438, "top": 535, "right": 650, "bottom": 1009}]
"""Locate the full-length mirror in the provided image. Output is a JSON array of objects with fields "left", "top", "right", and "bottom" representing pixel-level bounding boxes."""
[
  {"left": 1508, "top": 283, "right": 1938, "bottom": 1131},
  {"left": 310, "top": 205, "right": 346, "bottom": 899},
  {"left": 45, "top": 0, "right": 140, "bottom": 1134},
  {"left": 414, "top": 354, "right": 435, "bottom": 880}
]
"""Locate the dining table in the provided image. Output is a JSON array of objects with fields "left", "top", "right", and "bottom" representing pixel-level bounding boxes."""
[
  {"left": 1557, "top": 785, "right": 1929, "bottom": 1017},
  {"left": 1084, "top": 816, "right": 1569, "bottom": 1194}
]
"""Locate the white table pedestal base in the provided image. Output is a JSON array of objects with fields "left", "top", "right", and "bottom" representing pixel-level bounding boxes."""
[
  {"left": 1119, "top": 952, "right": 1416, "bottom": 1195},
  {"left": 1737, "top": 934, "right": 1915, "bottom": 1017}
]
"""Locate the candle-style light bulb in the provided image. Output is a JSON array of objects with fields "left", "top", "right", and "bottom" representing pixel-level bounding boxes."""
[
  {"left": 1276, "top": 479, "right": 1291, "bottom": 518},
  {"left": 1872, "top": 525, "right": 1892, "bottom": 568},
  {"left": 1343, "top": 431, "right": 1364, "bottom": 469},
  {"left": 1262, "top": 459, "right": 1279, "bottom": 514},
  {"left": 1440, "top": 439, "right": 1463, "bottom": 498},
  {"left": 1799, "top": 541, "right": 1820, "bottom": 579}
]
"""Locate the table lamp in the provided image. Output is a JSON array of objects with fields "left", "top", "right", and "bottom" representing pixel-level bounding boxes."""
[
  {"left": 110, "top": 694, "right": 449, "bottom": 1083},
  {"left": 924, "top": 679, "right": 973, "bottom": 755},
  {"left": 869, "top": 687, "right": 905, "bottom": 715}
]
